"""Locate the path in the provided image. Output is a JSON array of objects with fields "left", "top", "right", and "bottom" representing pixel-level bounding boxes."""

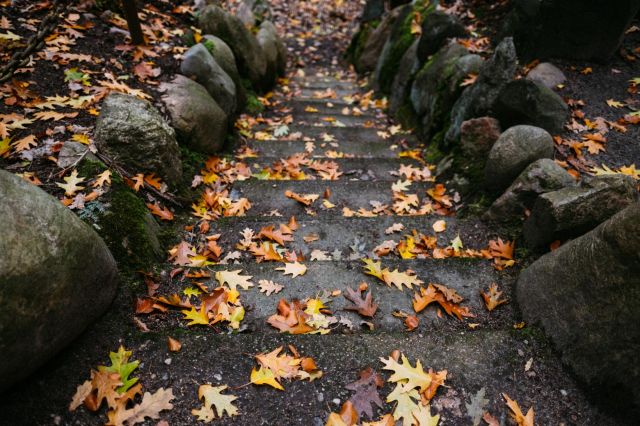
[{"left": 0, "top": 2, "right": 619, "bottom": 425}]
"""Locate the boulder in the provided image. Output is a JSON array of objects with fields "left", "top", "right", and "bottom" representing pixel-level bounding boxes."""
[
  {"left": 180, "top": 44, "right": 237, "bottom": 118},
  {"left": 410, "top": 42, "right": 482, "bottom": 143},
  {"left": 483, "top": 158, "right": 575, "bottom": 223},
  {"left": 356, "top": 6, "right": 403, "bottom": 73},
  {"left": 198, "top": 4, "right": 268, "bottom": 91},
  {"left": 523, "top": 174, "right": 637, "bottom": 248},
  {"left": 460, "top": 116, "right": 501, "bottom": 159},
  {"left": 160, "top": 75, "right": 228, "bottom": 154},
  {"left": 0, "top": 170, "right": 118, "bottom": 391},
  {"left": 236, "top": 0, "right": 256, "bottom": 28},
  {"left": 517, "top": 203, "right": 640, "bottom": 416},
  {"left": 484, "top": 125, "right": 554, "bottom": 192},
  {"left": 57, "top": 141, "right": 99, "bottom": 168},
  {"left": 389, "top": 39, "right": 420, "bottom": 118},
  {"left": 493, "top": 79, "right": 569, "bottom": 135},
  {"left": 95, "top": 93, "right": 182, "bottom": 187},
  {"left": 504, "top": 0, "right": 640, "bottom": 62},
  {"left": 444, "top": 37, "right": 517, "bottom": 146},
  {"left": 361, "top": 0, "right": 385, "bottom": 22},
  {"left": 202, "top": 34, "right": 246, "bottom": 110},
  {"left": 526, "top": 62, "right": 566, "bottom": 89},
  {"left": 416, "top": 10, "right": 466, "bottom": 63},
  {"left": 257, "top": 21, "right": 286, "bottom": 87},
  {"left": 374, "top": 3, "right": 433, "bottom": 93}
]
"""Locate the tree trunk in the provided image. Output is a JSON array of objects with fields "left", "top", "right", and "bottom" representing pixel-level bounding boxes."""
[{"left": 122, "top": 0, "right": 145, "bottom": 45}]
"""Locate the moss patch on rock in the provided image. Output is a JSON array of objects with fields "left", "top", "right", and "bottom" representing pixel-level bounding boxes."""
[{"left": 95, "top": 182, "right": 162, "bottom": 270}]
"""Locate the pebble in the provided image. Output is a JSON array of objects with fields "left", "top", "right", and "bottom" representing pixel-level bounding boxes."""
[
  {"left": 214, "top": 373, "right": 222, "bottom": 381},
  {"left": 164, "top": 358, "right": 172, "bottom": 365},
  {"left": 560, "top": 389, "right": 568, "bottom": 396},
  {"left": 317, "top": 392, "right": 324, "bottom": 402},
  {"left": 332, "top": 398, "right": 340, "bottom": 405}
]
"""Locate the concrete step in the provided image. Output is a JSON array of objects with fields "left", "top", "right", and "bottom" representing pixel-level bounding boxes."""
[
  {"left": 289, "top": 112, "right": 384, "bottom": 128},
  {"left": 283, "top": 99, "right": 381, "bottom": 118},
  {"left": 233, "top": 180, "right": 434, "bottom": 216},
  {"left": 9, "top": 328, "right": 615, "bottom": 425},
  {"left": 244, "top": 156, "right": 423, "bottom": 182},
  {"left": 245, "top": 138, "right": 402, "bottom": 159},
  {"left": 176, "top": 259, "right": 513, "bottom": 333},
  {"left": 208, "top": 216, "right": 491, "bottom": 259}
]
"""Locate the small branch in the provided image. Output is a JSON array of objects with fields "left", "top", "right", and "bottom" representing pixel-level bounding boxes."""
[
  {"left": 95, "top": 151, "right": 185, "bottom": 207},
  {"left": 122, "top": 0, "right": 146, "bottom": 46}
]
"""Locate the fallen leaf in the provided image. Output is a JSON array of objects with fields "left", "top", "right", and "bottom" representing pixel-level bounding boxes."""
[
  {"left": 192, "top": 385, "right": 238, "bottom": 422},
  {"left": 276, "top": 262, "right": 307, "bottom": 278}
]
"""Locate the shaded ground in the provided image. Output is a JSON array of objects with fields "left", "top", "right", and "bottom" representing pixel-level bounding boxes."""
[{"left": 0, "top": 1, "right": 636, "bottom": 425}]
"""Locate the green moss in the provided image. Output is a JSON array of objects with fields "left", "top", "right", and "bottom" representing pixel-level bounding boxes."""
[
  {"left": 246, "top": 92, "right": 264, "bottom": 115},
  {"left": 346, "top": 23, "right": 374, "bottom": 68},
  {"left": 423, "top": 141, "right": 445, "bottom": 164},
  {"left": 378, "top": 1, "right": 435, "bottom": 93},
  {"left": 97, "top": 182, "right": 161, "bottom": 270},
  {"left": 77, "top": 158, "right": 107, "bottom": 177},
  {"left": 202, "top": 38, "right": 216, "bottom": 54},
  {"left": 395, "top": 102, "right": 419, "bottom": 130}
]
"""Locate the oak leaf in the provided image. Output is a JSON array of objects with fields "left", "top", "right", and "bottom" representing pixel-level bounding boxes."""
[
  {"left": 258, "top": 279, "right": 284, "bottom": 296},
  {"left": 107, "top": 388, "right": 174, "bottom": 426},
  {"left": 502, "top": 393, "right": 534, "bottom": 426},
  {"left": 386, "top": 384, "right": 420, "bottom": 426},
  {"left": 146, "top": 202, "right": 174, "bottom": 221},
  {"left": 276, "top": 261, "right": 307, "bottom": 278},
  {"left": 215, "top": 270, "right": 254, "bottom": 290},
  {"left": 98, "top": 346, "right": 140, "bottom": 394},
  {"left": 345, "top": 367, "right": 384, "bottom": 418},
  {"left": 480, "top": 283, "right": 508, "bottom": 311},
  {"left": 192, "top": 385, "right": 238, "bottom": 422},
  {"left": 343, "top": 287, "right": 378, "bottom": 317},
  {"left": 251, "top": 367, "right": 284, "bottom": 390},
  {"left": 57, "top": 169, "right": 85, "bottom": 196},
  {"left": 381, "top": 354, "right": 432, "bottom": 393}
]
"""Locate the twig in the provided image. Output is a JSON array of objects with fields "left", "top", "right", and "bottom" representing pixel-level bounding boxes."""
[{"left": 95, "top": 151, "right": 186, "bottom": 207}]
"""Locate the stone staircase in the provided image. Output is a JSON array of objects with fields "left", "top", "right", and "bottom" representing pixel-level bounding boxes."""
[{"left": 0, "top": 73, "right": 617, "bottom": 425}]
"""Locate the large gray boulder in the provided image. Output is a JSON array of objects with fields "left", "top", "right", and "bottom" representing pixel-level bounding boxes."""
[
  {"left": 445, "top": 37, "right": 517, "bottom": 146},
  {"left": 180, "top": 44, "right": 237, "bottom": 118},
  {"left": 95, "top": 93, "right": 182, "bottom": 187},
  {"left": 202, "top": 34, "right": 246, "bottom": 111},
  {"left": 524, "top": 174, "right": 637, "bottom": 248},
  {"left": 484, "top": 125, "right": 554, "bottom": 192},
  {"left": 389, "top": 39, "right": 420, "bottom": 118},
  {"left": 493, "top": 79, "right": 569, "bottom": 135},
  {"left": 198, "top": 4, "right": 268, "bottom": 90},
  {"left": 257, "top": 21, "right": 286, "bottom": 87},
  {"left": 526, "top": 62, "right": 566, "bottom": 89},
  {"left": 483, "top": 158, "right": 575, "bottom": 223},
  {"left": 410, "top": 42, "right": 482, "bottom": 143},
  {"left": 504, "top": 0, "right": 640, "bottom": 62},
  {"left": 0, "top": 170, "right": 118, "bottom": 391},
  {"left": 356, "top": 6, "right": 403, "bottom": 73},
  {"left": 517, "top": 203, "right": 640, "bottom": 416},
  {"left": 361, "top": 0, "right": 385, "bottom": 22},
  {"left": 160, "top": 75, "right": 228, "bottom": 154},
  {"left": 416, "top": 10, "right": 466, "bottom": 63}
]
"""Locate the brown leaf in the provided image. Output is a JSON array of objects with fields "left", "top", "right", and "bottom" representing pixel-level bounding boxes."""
[
  {"left": 345, "top": 367, "right": 384, "bottom": 418},
  {"left": 343, "top": 287, "right": 378, "bottom": 318},
  {"left": 480, "top": 283, "right": 508, "bottom": 311},
  {"left": 167, "top": 337, "right": 182, "bottom": 352}
]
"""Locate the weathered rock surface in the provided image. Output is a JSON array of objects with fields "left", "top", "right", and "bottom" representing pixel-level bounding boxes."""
[
  {"left": 483, "top": 158, "right": 575, "bottom": 223},
  {"left": 361, "top": 0, "right": 385, "bottom": 22},
  {"left": 0, "top": 170, "right": 118, "bottom": 391},
  {"left": 524, "top": 175, "right": 637, "bottom": 248},
  {"left": 460, "top": 116, "right": 501, "bottom": 159},
  {"left": 180, "top": 44, "right": 236, "bottom": 118},
  {"left": 410, "top": 42, "right": 482, "bottom": 143},
  {"left": 389, "top": 39, "right": 420, "bottom": 118},
  {"left": 416, "top": 10, "right": 466, "bottom": 62},
  {"left": 484, "top": 125, "right": 554, "bottom": 192},
  {"left": 493, "top": 79, "right": 569, "bottom": 134},
  {"left": 504, "top": 0, "right": 640, "bottom": 62},
  {"left": 356, "top": 6, "right": 402, "bottom": 73},
  {"left": 57, "top": 141, "right": 99, "bottom": 168},
  {"left": 517, "top": 203, "right": 640, "bottom": 415},
  {"left": 445, "top": 37, "right": 517, "bottom": 146},
  {"left": 95, "top": 93, "right": 182, "bottom": 186},
  {"left": 198, "top": 4, "right": 268, "bottom": 90},
  {"left": 257, "top": 21, "right": 286, "bottom": 87},
  {"left": 160, "top": 74, "right": 228, "bottom": 154},
  {"left": 374, "top": 4, "right": 425, "bottom": 93},
  {"left": 526, "top": 62, "right": 566, "bottom": 89},
  {"left": 201, "top": 34, "right": 246, "bottom": 110}
]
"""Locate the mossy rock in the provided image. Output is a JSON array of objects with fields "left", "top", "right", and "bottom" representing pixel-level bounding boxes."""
[
  {"left": 346, "top": 22, "right": 376, "bottom": 66},
  {"left": 374, "top": 1, "right": 435, "bottom": 94},
  {"left": 95, "top": 182, "right": 162, "bottom": 270}
]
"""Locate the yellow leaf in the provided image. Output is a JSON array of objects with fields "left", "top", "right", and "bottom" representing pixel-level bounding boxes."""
[
  {"left": 56, "top": 170, "right": 85, "bottom": 196},
  {"left": 72, "top": 133, "right": 91, "bottom": 145},
  {"left": 250, "top": 367, "right": 284, "bottom": 390},
  {"left": 381, "top": 354, "right": 432, "bottom": 393},
  {"left": 502, "top": 393, "right": 534, "bottom": 426},
  {"left": 181, "top": 306, "right": 209, "bottom": 326},
  {"left": 412, "top": 403, "right": 440, "bottom": 426},
  {"left": 606, "top": 99, "right": 624, "bottom": 108},
  {"left": 215, "top": 270, "right": 254, "bottom": 290},
  {"left": 381, "top": 268, "right": 422, "bottom": 291},
  {"left": 276, "top": 262, "right": 307, "bottom": 278},
  {"left": 362, "top": 258, "right": 384, "bottom": 280},
  {"left": 93, "top": 170, "right": 112, "bottom": 188},
  {"left": 304, "top": 298, "right": 325, "bottom": 315},
  {"left": 0, "top": 137, "right": 11, "bottom": 157},
  {"left": 192, "top": 384, "right": 238, "bottom": 422},
  {"left": 386, "top": 384, "right": 420, "bottom": 426}
]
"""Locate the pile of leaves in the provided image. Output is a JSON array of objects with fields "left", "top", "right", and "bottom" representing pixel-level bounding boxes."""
[
  {"left": 69, "top": 346, "right": 174, "bottom": 425},
  {"left": 250, "top": 345, "right": 323, "bottom": 390}
]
